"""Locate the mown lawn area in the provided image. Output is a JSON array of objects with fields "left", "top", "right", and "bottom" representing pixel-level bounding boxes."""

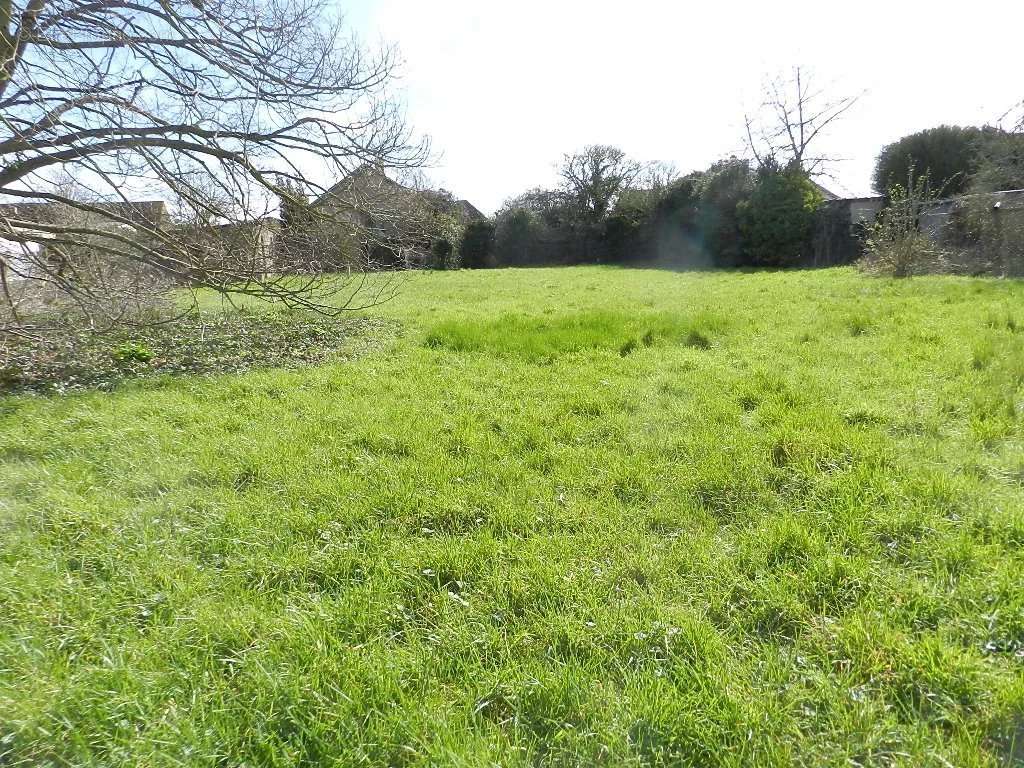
[{"left": 2, "top": 266, "right": 1023, "bottom": 766}]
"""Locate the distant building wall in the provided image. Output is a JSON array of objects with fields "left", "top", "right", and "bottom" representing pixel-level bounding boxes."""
[
  {"left": 919, "top": 189, "right": 1024, "bottom": 276},
  {"left": 849, "top": 198, "right": 885, "bottom": 226},
  {"left": 918, "top": 189, "right": 1024, "bottom": 241},
  {"left": 811, "top": 196, "right": 885, "bottom": 266},
  {"left": 811, "top": 189, "right": 1024, "bottom": 275}
]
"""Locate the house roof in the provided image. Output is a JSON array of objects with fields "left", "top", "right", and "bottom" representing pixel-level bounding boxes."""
[
  {"left": 457, "top": 200, "right": 486, "bottom": 222},
  {"left": 314, "top": 166, "right": 487, "bottom": 222},
  {"left": 312, "top": 165, "right": 403, "bottom": 208},
  {"left": 0, "top": 200, "right": 168, "bottom": 226},
  {"left": 811, "top": 181, "right": 840, "bottom": 201}
]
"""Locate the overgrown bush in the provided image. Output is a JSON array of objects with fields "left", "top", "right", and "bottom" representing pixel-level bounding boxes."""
[
  {"left": 695, "top": 159, "right": 754, "bottom": 267},
  {"left": 738, "top": 165, "right": 823, "bottom": 267},
  {"left": 493, "top": 208, "right": 541, "bottom": 266},
  {"left": 653, "top": 176, "right": 702, "bottom": 233},
  {"left": 427, "top": 207, "right": 464, "bottom": 270},
  {"left": 603, "top": 189, "right": 657, "bottom": 262},
  {"left": 490, "top": 154, "right": 841, "bottom": 269},
  {"left": 861, "top": 176, "right": 944, "bottom": 277},
  {"left": 428, "top": 237, "right": 454, "bottom": 270},
  {"left": 971, "top": 131, "right": 1024, "bottom": 193},
  {"left": 492, "top": 188, "right": 584, "bottom": 266},
  {"left": 459, "top": 220, "right": 495, "bottom": 269},
  {"left": 634, "top": 177, "right": 705, "bottom": 266},
  {"left": 874, "top": 125, "right": 1024, "bottom": 198}
]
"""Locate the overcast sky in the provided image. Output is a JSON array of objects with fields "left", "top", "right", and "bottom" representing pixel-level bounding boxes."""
[{"left": 345, "top": 0, "right": 1023, "bottom": 213}]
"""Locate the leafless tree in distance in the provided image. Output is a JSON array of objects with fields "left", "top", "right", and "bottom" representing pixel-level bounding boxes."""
[
  {"left": 1006, "top": 100, "right": 1024, "bottom": 133},
  {"left": 0, "top": 0, "right": 429, "bottom": 338},
  {"left": 744, "top": 66, "right": 861, "bottom": 176}
]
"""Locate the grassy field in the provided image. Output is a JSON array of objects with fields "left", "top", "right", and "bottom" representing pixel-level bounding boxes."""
[{"left": 2, "top": 266, "right": 1023, "bottom": 766}]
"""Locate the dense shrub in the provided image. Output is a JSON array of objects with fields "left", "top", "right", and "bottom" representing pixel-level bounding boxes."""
[
  {"left": 866, "top": 127, "right": 1024, "bottom": 276},
  {"left": 494, "top": 208, "right": 541, "bottom": 266},
  {"left": 493, "top": 188, "right": 586, "bottom": 266},
  {"left": 640, "top": 177, "right": 704, "bottom": 265},
  {"left": 654, "top": 176, "right": 702, "bottom": 231},
  {"left": 491, "top": 155, "right": 844, "bottom": 269},
  {"left": 738, "top": 166, "right": 823, "bottom": 267},
  {"left": 971, "top": 131, "right": 1024, "bottom": 193},
  {"left": 427, "top": 207, "right": 464, "bottom": 269},
  {"left": 602, "top": 189, "right": 658, "bottom": 262},
  {"left": 575, "top": 176, "right": 707, "bottom": 266},
  {"left": 459, "top": 220, "right": 495, "bottom": 268},
  {"left": 861, "top": 176, "right": 944, "bottom": 277},
  {"left": 873, "top": 125, "right": 985, "bottom": 196},
  {"left": 695, "top": 159, "right": 754, "bottom": 267},
  {"left": 429, "top": 238, "right": 454, "bottom": 269}
]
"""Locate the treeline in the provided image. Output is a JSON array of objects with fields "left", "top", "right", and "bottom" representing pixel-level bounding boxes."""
[
  {"left": 458, "top": 147, "right": 825, "bottom": 270},
  {"left": 446, "top": 105, "right": 1024, "bottom": 272}
]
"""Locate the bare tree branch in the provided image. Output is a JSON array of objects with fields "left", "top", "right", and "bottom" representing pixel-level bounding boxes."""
[
  {"left": 0, "top": 0, "right": 430, "bottom": 339},
  {"left": 744, "top": 66, "right": 861, "bottom": 176}
]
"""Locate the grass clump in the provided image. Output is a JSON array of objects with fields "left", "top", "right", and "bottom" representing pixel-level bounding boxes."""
[
  {"left": 683, "top": 329, "right": 712, "bottom": 349},
  {"left": 423, "top": 309, "right": 719, "bottom": 363},
  {"left": 1, "top": 266, "right": 1023, "bottom": 766}
]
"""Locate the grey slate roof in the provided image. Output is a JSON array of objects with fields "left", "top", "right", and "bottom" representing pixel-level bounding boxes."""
[{"left": 0, "top": 200, "right": 168, "bottom": 227}]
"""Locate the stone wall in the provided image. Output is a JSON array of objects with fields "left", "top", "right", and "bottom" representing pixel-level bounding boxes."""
[
  {"left": 923, "top": 190, "right": 1024, "bottom": 276},
  {"left": 811, "top": 190, "right": 1024, "bottom": 275},
  {"left": 810, "top": 197, "right": 884, "bottom": 266}
]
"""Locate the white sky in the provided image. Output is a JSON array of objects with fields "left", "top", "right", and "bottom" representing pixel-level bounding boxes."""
[{"left": 346, "top": 0, "right": 1023, "bottom": 213}]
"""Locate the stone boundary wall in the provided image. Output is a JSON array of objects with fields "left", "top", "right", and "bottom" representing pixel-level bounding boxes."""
[{"left": 810, "top": 190, "right": 1024, "bottom": 275}]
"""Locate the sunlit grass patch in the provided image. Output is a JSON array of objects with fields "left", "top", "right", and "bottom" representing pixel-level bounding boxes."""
[{"left": 423, "top": 309, "right": 723, "bottom": 362}]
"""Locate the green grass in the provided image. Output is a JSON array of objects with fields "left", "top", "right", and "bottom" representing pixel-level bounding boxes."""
[
  {"left": 2, "top": 266, "right": 1023, "bottom": 766},
  {"left": 423, "top": 309, "right": 723, "bottom": 361}
]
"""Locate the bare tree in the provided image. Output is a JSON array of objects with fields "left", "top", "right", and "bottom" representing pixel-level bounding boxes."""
[
  {"left": 0, "top": 0, "right": 428, "bottom": 338},
  {"left": 1009, "top": 100, "right": 1024, "bottom": 133},
  {"left": 558, "top": 145, "right": 643, "bottom": 224},
  {"left": 744, "top": 67, "right": 860, "bottom": 176}
]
